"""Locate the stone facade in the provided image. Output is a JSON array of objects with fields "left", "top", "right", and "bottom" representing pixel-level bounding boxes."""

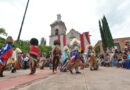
[{"left": 49, "top": 14, "right": 90, "bottom": 51}]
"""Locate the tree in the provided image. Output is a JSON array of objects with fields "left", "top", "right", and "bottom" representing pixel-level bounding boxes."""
[
  {"left": 0, "top": 37, "right": 51, "bottom": 55},
  {"left": 99, "top": 16, "right": 114, "bottom": 53},
  {"left": 102, "top": 16, "right": 114, "bottom": 49},
  {"left": 39, "top": 45, "right": 51, "bottom": 56},
  {"left": 0, "top": 37, "right": 5, "bottom": 48},
  {"left": 14, "top": 40, "right": 51, "bottom": 55},
  {"left": 94, "top": 46, "right": 100, "bottom": 57},
  {"left": 14, "top": 40, "right": 30, "bottom": 53},
  {"left": 99, "top": 20, "right": 107, "bottom": 52},
  {"left": 0, "top": 28, "right": 7, "bottom": 36}
]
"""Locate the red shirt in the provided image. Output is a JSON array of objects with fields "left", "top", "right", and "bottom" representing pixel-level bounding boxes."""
[{"left": 29, "top": 45, "right": 40, "bottom": 58}]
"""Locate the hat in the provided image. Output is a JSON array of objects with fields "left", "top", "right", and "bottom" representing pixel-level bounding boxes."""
[{"left": 6, "top": 36, "right": 13, "bottom": 44}]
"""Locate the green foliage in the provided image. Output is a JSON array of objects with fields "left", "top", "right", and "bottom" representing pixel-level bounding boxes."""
[
  {"left": 102, "top": 16, "right": 114, "bottom": 48},
  {"left": 14, "top": 40, "right": 30, "bottom": 53},
  {"left": 99, "top": 20, "right": 107, "bottom": 52},
  {"left": 99, "top": 16, "right": 114, "bottom": 53},
  {"left": 0, "top": 37, "right": 5, "bottom": 49},
  {"left": 94, "top": 46, "right": 99, "bottom": 56},
  {"left": 14, "top": 41, "right": 52, "bottom": 55},
  {"left": 0, "top": 28, "right": 50, "bottom": 55},
  {"left": 0, "top": 28, "right": 7, "bottom": 49},
  {"left": 39, "top": 45, "right": 51, "bottom": 56},
  {"left": 0, "top": 28, "right": 7, "bottom": 36},
  {"left": 0, "top": 35, "right": 51, "bottom": 55}
]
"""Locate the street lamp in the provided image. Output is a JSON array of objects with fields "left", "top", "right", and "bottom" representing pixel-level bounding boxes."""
[{"left": 17, "top": 0, "right": 30, "bottom": 42}]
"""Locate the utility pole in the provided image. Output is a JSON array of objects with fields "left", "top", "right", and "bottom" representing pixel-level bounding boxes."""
[{"left": 17, "top": 0, "right": 30, "bottom": 42}]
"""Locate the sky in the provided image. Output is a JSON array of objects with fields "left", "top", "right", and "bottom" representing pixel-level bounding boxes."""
[{"left": 0, "top": 0, "right": 130, "bottom": 45}]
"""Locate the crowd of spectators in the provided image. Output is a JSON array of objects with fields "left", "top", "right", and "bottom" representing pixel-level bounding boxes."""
[{"left": 99, "top": 43, "right": 130, "bottom": 69}]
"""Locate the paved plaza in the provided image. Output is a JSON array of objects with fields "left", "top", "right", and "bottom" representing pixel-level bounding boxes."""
[{"left": 0, "top": 67, "right": 130, "bottom": 90}]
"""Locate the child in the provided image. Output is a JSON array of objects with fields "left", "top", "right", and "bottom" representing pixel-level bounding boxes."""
[
  {"left": 29, "top": 38, "right": 41, "bottom": 75},
  {"left": 52, "top": 40, "right": 61, "bottom": 73}
]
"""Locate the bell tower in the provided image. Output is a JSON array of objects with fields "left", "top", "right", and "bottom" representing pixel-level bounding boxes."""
[
  {"left": 50, "top": 14, "right": 67, "bottom": 36},
  {"left": 49, "top": 14, "right": 67, "bottom": 47}
]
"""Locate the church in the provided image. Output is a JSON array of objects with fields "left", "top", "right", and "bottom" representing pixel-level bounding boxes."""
[{"left": 49, "top": 14, "right": 91, "bottom": 51}]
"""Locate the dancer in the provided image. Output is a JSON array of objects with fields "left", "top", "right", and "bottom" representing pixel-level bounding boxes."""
[
  {"left": 52, "top": 40, "right": 61, "bottom": 73},
  {"left": 86, "top": 45, "right": 98, "bottom": 70},
  {"left": 68, "top": 38, "right": 84, "bottom": 74},
  {"left": 0, "top": 36, "right": 13, "bottom": 77},
  {"left": 29, "top": 38, "right": 41, "bottom": 75},
  {"left": 61, "top": 46, "right": 70, "bottom": 72}
]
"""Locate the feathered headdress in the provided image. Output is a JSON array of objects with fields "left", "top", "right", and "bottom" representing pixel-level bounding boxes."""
[
  {"left": 70, "top": 38, "right": 80, "bottom": 50},
  {"left": 70, "top": 38, "right": 80, "bottom": 46}
]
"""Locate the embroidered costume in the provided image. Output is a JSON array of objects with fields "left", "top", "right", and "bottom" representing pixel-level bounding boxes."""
[
  {"left": 0, "top": 36, "right": 13, "bottom": 77},
  {"left": 29, "top": 38, "right": 41, "bottom": 75}
]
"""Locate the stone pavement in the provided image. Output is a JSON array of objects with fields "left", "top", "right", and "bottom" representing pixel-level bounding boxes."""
[
  {"left": 16, "top": 67, "right": 130, "bottom": 90},
  {"left": 0, "top": 68, "right": 52, "bottom": 90}
]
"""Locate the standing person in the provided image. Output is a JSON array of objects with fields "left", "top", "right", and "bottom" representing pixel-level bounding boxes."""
[
  {"left": 0, "top": 36, "right": 13, "bottom": 77},
  {"left": 86, "top": 45, "right": 95, "bottom": 65},
  {"left": 60, "top": 46, "right": 70, "bottom": 72},
  {"left": 15, "top": 52, "right": 23, "bottom": 69},
  {"left": 23, "top": 53, "right": 29, "bottom": 69},
  {"left": 49, "top": 49, "right": 53, "bottom": 69},
  {"left": 61, "top": 46, "right": 70, "bottom": 65},
  {"left": 52, "top": 40, "right": 61, "bottom": 73},
  {"left": 124, "top": 43, "right": 128, "bottom": 52},
  {"left": 10, "top": 58, "right": 16, "bottom": 73},
  {"left": 29, "top": 38, "right": 41, "bottom": 75},
  {"left": 86, "top": 45, "right": 98, "bottom": 70},
  {"left": 67, "top": 39, "right": 83, "bottom": 74},
  {"left": 11, "top": 46, "right": 18, "bottom": 73},
  {"left": 69, "top": 47, "right": 82, "bottom": 74}
]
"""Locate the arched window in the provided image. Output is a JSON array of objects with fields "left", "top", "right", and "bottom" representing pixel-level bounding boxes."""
[{"left": 55, "top": 29, "right": 59, "bottom": 35}]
